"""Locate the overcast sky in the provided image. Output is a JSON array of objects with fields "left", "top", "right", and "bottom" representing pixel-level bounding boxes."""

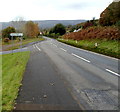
[{"left": 0, "top": 0, "right": 113, "bottom": 22}]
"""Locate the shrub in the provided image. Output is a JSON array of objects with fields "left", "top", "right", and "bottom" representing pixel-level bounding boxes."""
[
  {"left": 4, "top": 38, "right": 10, "bottom": 43},
  {"left": 63, "top": 26, "right": 120, "bottom": 40},
  {"left": 2, "top": 27, "right": 16, "bottom": 39},
  {"left": 116, "top": 20, "right": 120, "bottom": 29}
]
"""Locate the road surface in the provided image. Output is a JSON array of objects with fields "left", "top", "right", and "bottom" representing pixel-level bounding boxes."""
[{"left": 14, "top": 36, "right": 119, "bottom": 110}]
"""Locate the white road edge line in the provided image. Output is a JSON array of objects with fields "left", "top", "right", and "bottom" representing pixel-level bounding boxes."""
[
  {"left": 72, "top": 53, "right": 90, "bottom": 63},
  {"left": 106, "top": 69, "right": 120, "bottom": 77},
  {"left": 35, "top": 44, "right": 41, "bottom": 51},
  {"left": 60, "top": 48, "right": 67, "bottom": 52}
]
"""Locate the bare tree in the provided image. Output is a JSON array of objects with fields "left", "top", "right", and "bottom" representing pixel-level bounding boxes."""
[{"left": 11, "top": 16, "right": 26, "bottom": 33}]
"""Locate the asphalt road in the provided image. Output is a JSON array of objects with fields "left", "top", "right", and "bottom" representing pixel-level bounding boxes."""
[
  {"left": 14, "top": 36, "right": 119, "bottom": 110},
  {"left": 0, "top": 41, "right": 41, "bottom": 55}
]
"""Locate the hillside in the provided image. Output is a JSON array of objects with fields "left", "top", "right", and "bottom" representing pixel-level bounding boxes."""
[
  {"left": 1, "top": 20, "right": 86, "bottom": 30},
  {"left": 99, "top": 1, "right": 120, "bottom": 26}
]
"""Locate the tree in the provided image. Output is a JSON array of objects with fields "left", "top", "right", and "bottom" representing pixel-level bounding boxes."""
[
  {"left": 25, "top": 21, "right": 39, "bottom": 38},
  {"left": 2, "top": 27, "right": 16, "bottom": 39},
  {"left": 11, "top": 16, "right": 26, "bottom": 33},
  {"left": 99, "top": 1, "right": 120, "bottom": 26},
  {"left": 50, "top": 23, "right": 66, "bottom": 35}
]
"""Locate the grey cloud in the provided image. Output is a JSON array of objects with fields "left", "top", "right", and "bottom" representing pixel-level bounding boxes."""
[{"left": 66, "top": 3, "right": 89, "bottom": 9}]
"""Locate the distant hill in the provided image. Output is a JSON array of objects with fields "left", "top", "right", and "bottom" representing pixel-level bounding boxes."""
[
  {"left": 1, "top": 20, "right": 86, "bottom": 30},
  {"left": 34, "top": 20, "right": 86, "bottom": 29}
]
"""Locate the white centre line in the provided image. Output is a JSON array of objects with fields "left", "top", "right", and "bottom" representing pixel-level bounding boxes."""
[
  {"left": 35, "top": 45, "right": 41, "bottom": 51},
  {"left": 106, "top": 69, "right": 120, "bottom": 77},
  {"left": 72, "top": 53, "right": 90, "bottom": 63},
  {"left": 60, "top": 48, "right": 67, "bottom": 52}
]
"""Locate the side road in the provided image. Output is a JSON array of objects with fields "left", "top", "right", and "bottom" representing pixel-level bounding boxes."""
[{"left": 14, "top": 44, "right": 80, "bottom": 110}]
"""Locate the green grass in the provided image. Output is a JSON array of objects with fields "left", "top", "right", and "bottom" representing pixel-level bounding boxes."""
[
  {"left": 0, "top": 53, "right": 2, "bottom": 112},
  {"left": 2, "top": 37, "right": 45, "bottom": 51},
  {"left": 58, "top": 38, "right": 120, "bottom": 59},
  {"left": 1, "top": 51, "right": 30, "bottom": 111}
]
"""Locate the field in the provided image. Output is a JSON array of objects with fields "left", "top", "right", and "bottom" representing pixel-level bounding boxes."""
[{"left": 2, "top": 51, "right": 30, "bottom": 111}]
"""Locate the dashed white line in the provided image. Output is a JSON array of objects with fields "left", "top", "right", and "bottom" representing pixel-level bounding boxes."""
[
  {"left": 59, "top": 41, "right": 118, "bottom": 61},
  {"left": 23, "top": 47, "right": 28, "bottom": 50},
  {"left": 35, "top": 44, "right": 41, "bottom": 51},
  {"left": 72, "top": 53, "right": 90, "bottom": 63},
  {"left": 60, "top": 48, "right": 67, "bottom": 52},
  {"left": 76, "top": 89, "right": 80, "bottom": 93},
  {"left": 53, "top": 44, "right": 57, "bottom": 47},
  {"left": 106, "top": 69, "right": 120, "bottom": 77}
]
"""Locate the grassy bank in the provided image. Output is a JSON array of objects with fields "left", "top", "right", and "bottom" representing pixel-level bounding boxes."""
[
  {"left": 2, "top": 37, "right": 45, "bottom": 51},
  {"left": 58, "top": 38, "right": 120, "bottom": 59},
  {"left": 2, "top": 51, "right": 30, "bottom": 111}
]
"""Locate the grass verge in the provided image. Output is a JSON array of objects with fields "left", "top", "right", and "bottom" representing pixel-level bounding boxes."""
[
  {"left": 2, "top": 37, "right": 45, "bottom": 51},
  {"left": 1, "top": 51, "right": 30, "bottom": 111},
  {"left": 58, "top": 38, "right": 120, "bottom": 59}
]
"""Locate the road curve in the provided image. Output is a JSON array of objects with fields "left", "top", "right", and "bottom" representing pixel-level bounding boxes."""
[{"left": 14, "top": 36, "right": 119, "bottom": 110}]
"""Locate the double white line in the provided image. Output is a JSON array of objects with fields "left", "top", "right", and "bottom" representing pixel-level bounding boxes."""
[{"left": 35, "top": 44, "right": 41, "bottom": 51}]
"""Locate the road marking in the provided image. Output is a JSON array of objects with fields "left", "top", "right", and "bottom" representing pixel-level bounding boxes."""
[
  {"left": 76, "top": 89, "right": 80, "bottom": 93},
  {"left": 59, "top": 41, "right": 118, "bottom": 61},
  {"left": 53, "top": 44, "right": 57, "bottom": 47},
  {"left": 35, "top": 45, "right": 41, "bottom": 51},
  {"left": 60, "top": 48, "right": 67, "bottom": 52},
  {"left": 23, "top": 47, "right": 28, "bottom": 50},
  {"left": 72, "top": 53, "right": 90, "bottom": 63},
  {"left": 33, "top": 45, "right": 36, "bottom": 48},
  {"left": 106, "top": 69, "right": 120, "bottom": 77}
]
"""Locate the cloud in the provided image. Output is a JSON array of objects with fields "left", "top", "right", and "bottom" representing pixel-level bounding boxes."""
[
  {"left": 65, "top": 2, "right": 90, "bottom": 10},
  {"left": 113, "top": 0, "right": 120, "bottom": 2},
  {"left": 0, "top": 0, "right": 114, "bottom": 22}
]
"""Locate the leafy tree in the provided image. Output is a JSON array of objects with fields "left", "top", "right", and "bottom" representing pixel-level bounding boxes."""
[
  {"left": 2, "top": 27, "right": 16, "bottom": 39},
  {"left": 99, "top": 1, "right": 120, "bottom": 26},
  {"left": 50, "top": 23, "right": 66, "bottom": 35},
  {"left": 25, "top": 21, "right": 39, "bottom": 38}
]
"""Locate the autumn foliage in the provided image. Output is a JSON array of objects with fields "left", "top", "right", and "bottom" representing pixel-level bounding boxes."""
[
  {"left": 99, "top": 1, "right": 120, "bottom": 26},
  {"left": 25, "top": 21, "right": 39, "bottom": 38},
  {"left": 63, "top": 26, "right": 120, "bottom": 40}
]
